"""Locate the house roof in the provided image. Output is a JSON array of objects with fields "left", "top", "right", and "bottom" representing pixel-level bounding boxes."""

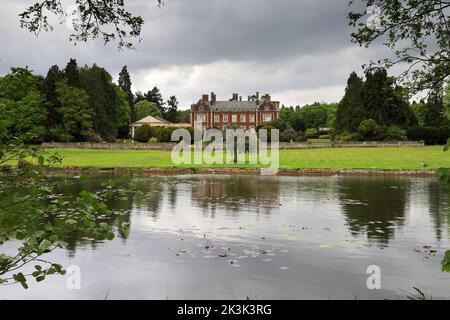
[
  {"left": 132, "top": 115, "right": 170, "bottom": 126},
  {"left": 213, "top": 101, "right": 260, "bottom": 111}
]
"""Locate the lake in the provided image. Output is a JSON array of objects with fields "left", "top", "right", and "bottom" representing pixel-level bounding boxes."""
[{"left": 2, "top": 174, "right": 450, "bottom": 299}]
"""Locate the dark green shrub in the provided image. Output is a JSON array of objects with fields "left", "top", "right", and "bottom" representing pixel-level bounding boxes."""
[
  {"left": 337, "top": 132, "right": 361, "bottom": 142},
  {"left": 406, "top": 126, "right": 450, "bottom": 145},
  {"left": 133, "top": 125, "right": 153, "bottom": 143},
  {"left": 358, "top": 119, "right": 381, "bottom": 141},
  {"left": 296, "top": 132, "right": 307, "bottom": 142},
  {"left": 305, "top": 128, "right": 318, "bottom": 138},
  {"left": 381, "top": 126, "right": 405, "bottom": 141},
  {"left": 280, "top": 127, "right": 297, "bottom": 142}
]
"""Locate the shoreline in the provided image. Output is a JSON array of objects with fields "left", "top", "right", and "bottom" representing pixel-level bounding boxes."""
[{"left": 37, "top": 166, "right": 437, "bottom": 177}]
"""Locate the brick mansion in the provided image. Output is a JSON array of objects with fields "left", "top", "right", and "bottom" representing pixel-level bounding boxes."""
[{"left": 190, "top": 92, "right": 280, "bottom": 130}]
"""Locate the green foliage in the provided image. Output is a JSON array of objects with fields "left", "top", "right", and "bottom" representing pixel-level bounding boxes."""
[
  {"left": 305, "top": 128, "right": 319, "bottom": 139},
  {"left": 381, "top": 126, "right": 405, "bottom": 141},
  {"left": 319, "top": 135, "right": 331, "bottom": 140},
  {"left": 335, "top": 72, "right": 365, "bottom": 133},
  {"left": 0, "top": 136, "right": 132, "bottom": 289},
  {"left": 0, "top": 67, "right": 46, "bottom": 143},
  {"left": 280, "top": 127, "right": 297, "bottom": 142},
  {"left": 135, "top": 100, "right": 162, "bottom": 120},
  {"left": 176, "top": 109, "right": 191, "bottom": 123},
  {"left": 336, "top": 132, "right": 361, "bottom": 142},
  {"left": 295, "top": 132, "right": 307, "bottom": 142},
  {"left": 144, "top": 87, "right": 166, "bottom": 117},
  {"left": 406, "top": 127, "right": 450, "bottom": 145},
  {"left": 166, "top": 96, "right": 179, "bottom": 123},
  {"left": 336, "top": 69, "right": 417, "bottom": 135},
  {"left": 118, "top": 66, "right": 135, "bottom": 122},
  {"left": 358, "top": 119, "right": 381, "bottom": 141},
  {"left": 442, "top": 251, "right": 450, "bottom": 272},
  {"left": 444, "top": 83, "right": 450, "bottom": 121},
  {"left": 348, "top": 0, "right": 449, "bottom": 94},
  {"left": 79, "top": 64, "right": 128, "bottom": 141},
  {"left": 133, "top": 125, "right": 153, "bottom": 143},
  {"left": 19, "top": 0, "right": 163, "bottom": 49},
  {"left": 54, "top": 81, "right": 94, "bottom": 141}
]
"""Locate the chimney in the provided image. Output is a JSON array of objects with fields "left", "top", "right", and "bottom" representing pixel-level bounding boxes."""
[
  {"left": 239, "top": 96, "right": 242, "bottom": 101},
  {"left": 211, "top": 92, "right": 216, "bottom": 102},
  {"left": 202, "top": 94, "right": 209, "bottom": 101},
  {"left": 232, "top": 93, "right": 238, "bottom": 101},
  {"left": 256, "top": 92, "right": 259, "bottom": 99},
  {"left": 265, "top": 94, "right": 271, "bottom": 101},
  {"left": 248, "top": 96, "right": 251, "bottom": 101}
]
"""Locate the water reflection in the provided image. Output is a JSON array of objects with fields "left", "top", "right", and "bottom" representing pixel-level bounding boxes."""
[
  {"left": 337, "top": 177, "right": 409, "bottom": 244},
  {"left": 48, "top": 175, "right": 450, "bottom": 248},
  {"left": 191, "top": 176, "right": 280, "bottom": 217},
  {"left": 2, "top": 174, "right": 450, "bottom": 299}
]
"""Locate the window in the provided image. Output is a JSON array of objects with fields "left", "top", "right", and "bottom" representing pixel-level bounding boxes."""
[
  {"left": 232, "top": 114, "right": 238, "bottom": 123},
  {"left": 199, "top": 106, "right": 204, "bottom": 111},
  {"left": 249, "top": 114, "right": 255, "bottom": 123},
  {"left": 196, "top": 114, "right": 206, "bottom": 122},
  {"left": 214, "top": 114, "right": 220, "bottom": 122},
  {"left": 241, "top": 114, "right": 247, "bottom": 122},
  {"left": 263, "top": 114, "right": 272, "bottom": 122},
  {"left": 223, "top": 114, "right": 228, "bottom": 122}
]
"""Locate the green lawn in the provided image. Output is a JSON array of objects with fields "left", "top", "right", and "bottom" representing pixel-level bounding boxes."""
[{"left": 42, "top": 146, "right": 450, "bottom": 170}]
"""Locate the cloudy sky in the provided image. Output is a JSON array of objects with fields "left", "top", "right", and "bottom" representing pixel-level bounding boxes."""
[{"left": 0, "top": 0, "right": 390, "bottom": 109}]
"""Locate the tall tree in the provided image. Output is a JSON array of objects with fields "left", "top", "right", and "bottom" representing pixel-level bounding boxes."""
[
  {"left": 166, "top": 95, "right": 179, "bottom": 123},
  {"left": 64, "top": 58, "right": 81, "bottom": 87},
  {"left": 42, "top": 65, "right": 64, "bottom": 139},
  {"left": 335, "top": 72, "right": 365, "bottom": 133},
  {"left": 118, "top": 66, "right": 135, "bottom": 122},
  {"left": 0, "top": 68, "right": 46, "bottom": 143},
  {"left": 348, "top": 0, "right": 450, "bottom": 94},
  {"left": 135, "top": 101, "right": 162, "bottom": 120},
  {"left": 144, "top": 86, "right": 166, "bottom": 117},
  {"left": 54, "top": 80, "right": 94, "bottom": 142},
  {"left": 79, "top": 64, "right": 122, "bottom": 140}
]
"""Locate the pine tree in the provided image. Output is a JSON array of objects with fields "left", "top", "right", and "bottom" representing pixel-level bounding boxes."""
[
  {"left": 144, "top": 86, "right": 166, "bottom": 117},
  {"left": 42, "top": 65, "right": 63, "bottom": 139},
  {"left": 118, "top": 66, "right": 135, "bottom": 122},
  {"left": 166, "top": 95, "right": 179, "bottom": 123},
  {"left": 64, "top": 58, "right": 80, "bottom": 87},
  {"left": 335, "top": 72, "right": 364, "bottom": 133}
]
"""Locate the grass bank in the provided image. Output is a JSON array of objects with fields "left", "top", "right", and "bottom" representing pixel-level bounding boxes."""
[{"left": 43, "top": 146, "right": 450, "bottom": 170}]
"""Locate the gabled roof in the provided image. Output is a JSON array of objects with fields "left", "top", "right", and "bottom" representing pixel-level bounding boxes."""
[{"left": 132, "top": 115, "right": 170, "bottom": 126}]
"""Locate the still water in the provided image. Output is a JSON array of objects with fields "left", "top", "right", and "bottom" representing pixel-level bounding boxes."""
[{"left": 2, "top": 174, "right": 450, "bottom": 299}]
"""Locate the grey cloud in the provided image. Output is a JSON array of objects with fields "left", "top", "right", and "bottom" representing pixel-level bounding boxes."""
[{"left": 0, "top": 0, "right": 390, "bottom": 108}]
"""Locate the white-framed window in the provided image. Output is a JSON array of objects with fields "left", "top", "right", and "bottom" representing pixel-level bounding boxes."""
[
  {"left": 249, "top": 114, "right": 255, "bottom": 123},
  {"left": 241, "top": 114, "right": 247, "bottom": 122},
  {"left": 196, "top": 114, "right": 206, "bottom": 122},
  {"left": 214, "top": 114, "right": 220, "bottom": 122},
  {"left": 223, "top": 114, "right": 228, "bottom": 122},
  {"left": 232, "top": 114, "right": 238, "bottom": 123},
  {"left": 263, "top": 114, "right": 272, "bottom": 122}
]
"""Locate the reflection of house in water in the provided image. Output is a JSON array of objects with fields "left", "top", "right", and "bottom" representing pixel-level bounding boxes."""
[{"left": 191, "top": 176, "right": 281, "bottom": 217}]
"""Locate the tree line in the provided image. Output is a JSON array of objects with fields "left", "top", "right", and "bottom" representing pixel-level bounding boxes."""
[
  {"left": 0, "top": 59, "right": 187, "bottom": 143},
  {"left": 263, "top": 68, "right": 450, "bottom": 144}
]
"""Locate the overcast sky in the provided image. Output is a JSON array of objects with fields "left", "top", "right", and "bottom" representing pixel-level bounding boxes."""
[{"left": 0, "top": 0, "right": 390, "bottom": 109}]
